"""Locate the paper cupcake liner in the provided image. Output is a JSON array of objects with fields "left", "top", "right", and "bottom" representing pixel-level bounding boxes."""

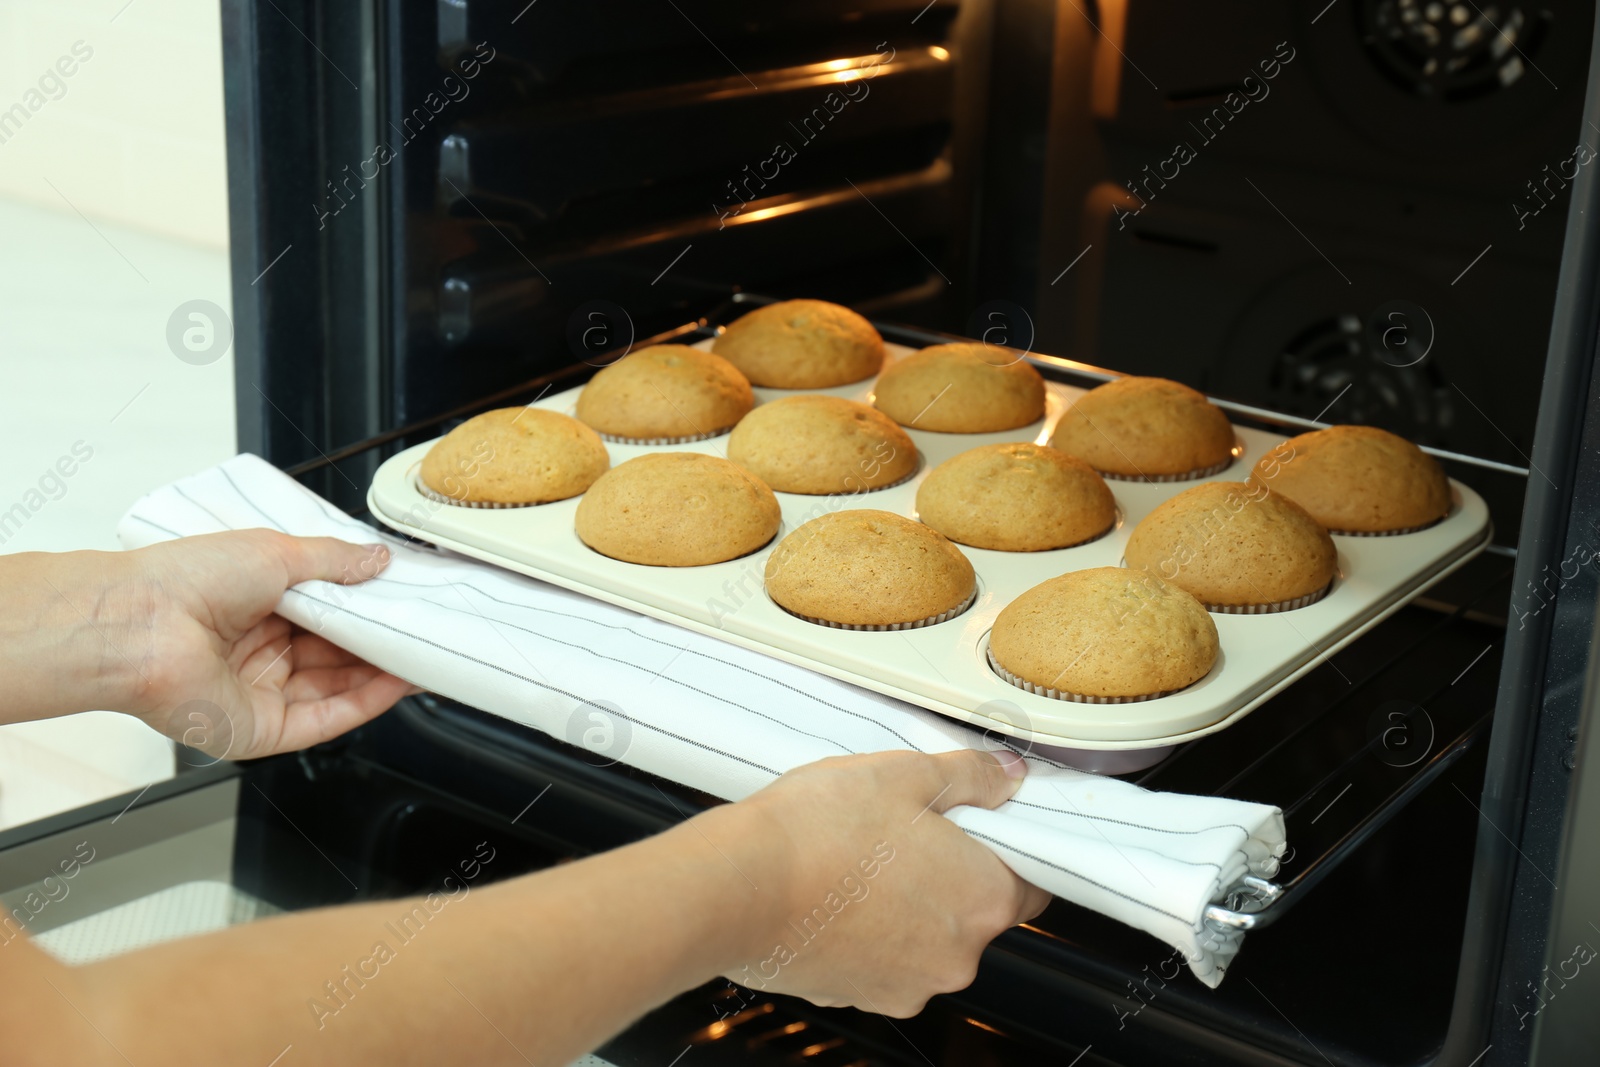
[
  {"left": 822, "top": 463, "right": 919, "bottom": 496},
  {"left": 1205, "top": 581, "right": 1332, "bottom": 615},
  {"left": 776, "top": 462, "right": 920, "bottom": 497},
  {"left": 415, "top": 479, "right": 546, "bottom": 509},
  {"left": 580, "top": 532, "right": 780, "bottom": 568},
  {"left": 778, "top": 584, "right": 977, "bottom": 631},
  {"left": 596, "top": 426, "right": 733, "bottom": 446},
  {"left": 1048, "top": 519, "right": 1117, "bottom": 551},
  {"left": 953, "top": 518, "right": 1116, "bottom": 553},
  {"left": 1097, "top": 455, "right": 1235, "bottom": 484},
  {"left": 1329, "top": 516, "right": 1446, "bottom": 537},
  {"left": 986, "top": 646, "right": 1186, "bottom": 704}
]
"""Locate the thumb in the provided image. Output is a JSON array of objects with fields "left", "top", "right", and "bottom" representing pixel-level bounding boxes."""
[
  {"left": 274, "top": 535, "right": 392, "bottom": 587},
  {"left": 926, "top": 748, "right": 1027, "bottom": 816}
]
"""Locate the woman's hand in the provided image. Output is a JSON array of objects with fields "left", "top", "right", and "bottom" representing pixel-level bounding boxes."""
[
  {"left": 119, "top": 529, "right": 417, "bottom": 759},
  {"left": 709, "top": 748, "right": 1051, "bottom": 1017},
  {"left": 0, "top": 529, "right": 416, "bottom": 756}
]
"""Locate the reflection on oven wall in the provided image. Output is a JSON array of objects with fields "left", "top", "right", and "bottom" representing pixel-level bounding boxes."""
[{"left": 1030, "top": 0, "right": 1592, "bottom": 469}]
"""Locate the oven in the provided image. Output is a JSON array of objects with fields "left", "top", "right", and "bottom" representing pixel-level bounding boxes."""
[{"left": 14, "top": 1, "right": 1591, "bottom": 1063}]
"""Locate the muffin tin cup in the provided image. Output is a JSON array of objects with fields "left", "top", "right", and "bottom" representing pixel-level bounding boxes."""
[
  {"left": 819, "top": 463, "right": 919, "bottom": 496},
  {"left": 1058, "top": 520, "right": 1119, "bottom": 551},
  {"left": 597, "top": 426, "right": 734, "bottom": 446},
  {"left": 1329, "top": 517, "right": 1447, "bottom": 537},
  {"left": 415, "top": 479, "right": 548, "bottom": 509},
  {"left": 1098, "top": 456, "right": 1235, "bottom": 484},
  {"left": 986, "top": 646, "right": 1190, "bottom": 705},
  {"left": 947, "top": 518, "right": 1117, "bottom": 554},
  {"left": 765, "top": 458, "right": 922, "bottom": 497},
  {"left": 779, "top": 584, "right": 978, "bottom": 632},
  {"left": 1205, "top": 581, "right": 1333, "bottom": 615}
]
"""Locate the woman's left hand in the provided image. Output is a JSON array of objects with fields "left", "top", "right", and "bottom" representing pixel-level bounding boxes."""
[{"left": 117, "top": 529, "right": 417, "bottom": 759}]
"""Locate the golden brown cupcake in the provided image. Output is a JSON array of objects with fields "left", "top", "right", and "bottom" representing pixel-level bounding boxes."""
[
  {"left": 575, "top": 453, "right": 779, "bottom": 566},
  {"left": 1049, "top": 376, "right": 1235, "bottom": 481},
  {"left": 575, "top": 345, "right": 753, "bottom": 443},
  {"left": 916, "top": 443, "right": 1115, "bottom": 551},
  {"left": 712, "top": 299, "right": 884, "bottom": 388},
  {"left": 1248, "top": 425, "right": 1451, "bottom": 534},
  {"left": 765, "top": 510, "right": 976, "bottom": 629},
  {"left": 728, "top": 395, "right": 917, "bottom": 495},
  {"left": 1125, "top": 481, "right": 1336, "bottom": 612},
  {"left": 419, "top": 408, "right": 609, "bottom": 506},
  {"left": 988, "top": 567, "right": 1219, "bottom": 702},
  {"left": 874, "top": 343, "right": 1045, "bottom": 432}
]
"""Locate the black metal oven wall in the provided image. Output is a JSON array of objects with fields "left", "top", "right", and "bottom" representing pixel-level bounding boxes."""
[
  {"left": 997, "top": 0, "right": 1593, "bottom": 541},
  {"left": 226, "top": 2, "right": 1593, "bottom": 511},
  {"left": 385, "top": 1, "right": 990, "bottom": 431},
  {"left": 225, "top": 1, "right": 996, "bottom": 504}
]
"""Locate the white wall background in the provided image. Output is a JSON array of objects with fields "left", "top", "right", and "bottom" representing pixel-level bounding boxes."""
[
  {"left": 0, "top": 0, "right": 230, "bottom": 247},
  {"left": 0, "top": 0, "right": 236, "bottom": 829}
]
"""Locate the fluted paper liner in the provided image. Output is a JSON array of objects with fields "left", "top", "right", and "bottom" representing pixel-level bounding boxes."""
[
  {"left": 1097, "top": 455, "right": 1234, "bottom": 484},
  {"left": 415, "top": 478, "right": 550, "bottom": 509},
  {"left": 987, "top": 645, "right": 1191, "bottom": 704},
  {"left": 597, "top": 426, "right": 733, "bottom": 446},
  {"left": 1329, "top": 516, "right": 1446, "bottom": 537},
  {"left": 1205, "top": 581, "right": 1333, "bottom": 615},
  {"left": 779, "top": 583, "right": 977, "bottom": 631}
]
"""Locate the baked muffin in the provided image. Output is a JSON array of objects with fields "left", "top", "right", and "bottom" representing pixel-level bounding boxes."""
[
  {"left": 1248, "top": 425, "right": 1451, "bottom": 534},
  {"left": 988, "top": 567, "right": 1218, "bottom": 702},
  {"left": 917, "top": 443, "right": 1115, "bottom": 552},
  {"left": 575, "top": 453, "right": 779, "bottom": 566},
  {"left": 1125, "top": 481, "right": 1336, "bottom": 612},
  {"left": 419, "top": 408, "right": 609, "bottom": 506},
  {"left": 575, "top": 344, "right": 753, "bottom": 443},
  {"left": 728, "top": 395, "right": 917, "bottom": 494},
  {"left": 1049, "top": 376, "right": 1235, "bottom": 480},
  {"left": 873, "top": 343, "right": 1046, "bottom": 432},
  {"left": 712, "top": 299, "right": 884, "bottom": 388},
  {"left": 765, "top": 510, "right": 976, "bottom": 629}
]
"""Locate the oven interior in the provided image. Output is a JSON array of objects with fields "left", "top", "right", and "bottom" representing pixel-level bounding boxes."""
[{"left": 185, "top": 0, "right": 1600, "bottom": 1062}]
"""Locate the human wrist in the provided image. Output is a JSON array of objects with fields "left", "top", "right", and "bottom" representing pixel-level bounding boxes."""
[
  {"left": 0, "top": 549, "right": 151, "bottom": 722},
  {"left": 667, "top": 801, "right": 797, "bottom": 978}
]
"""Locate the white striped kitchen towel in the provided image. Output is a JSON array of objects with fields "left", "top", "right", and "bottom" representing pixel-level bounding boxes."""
[{"left": 117, "top": 453, "right": 1285, "bottom": 988}]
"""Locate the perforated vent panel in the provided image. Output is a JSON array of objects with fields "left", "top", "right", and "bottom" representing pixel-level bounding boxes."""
[{"left": 1360, "top": 0, "right": 1551, "bottom": 100}]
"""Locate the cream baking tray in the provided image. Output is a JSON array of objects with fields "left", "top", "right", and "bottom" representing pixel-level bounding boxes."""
[{"left": 368, "top": 340, "right": 1492, "bottom": 772}]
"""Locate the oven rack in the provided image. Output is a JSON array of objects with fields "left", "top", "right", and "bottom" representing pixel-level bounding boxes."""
[{"left": 286, "top": 297, "right": 1516, "bottom": 936}]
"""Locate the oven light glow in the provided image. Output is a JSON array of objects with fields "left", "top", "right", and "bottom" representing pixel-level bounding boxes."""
[
  {"left": 799, "top": 1037, "right": 847, "bottom": 1057},
  {"left": 691, "top": 1001, "right": 776, "bottom": 1043}
]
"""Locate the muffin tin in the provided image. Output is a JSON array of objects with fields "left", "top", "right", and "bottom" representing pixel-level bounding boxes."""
[{"left": 367, "top": 340, "right": 1492, "bottom": 772}]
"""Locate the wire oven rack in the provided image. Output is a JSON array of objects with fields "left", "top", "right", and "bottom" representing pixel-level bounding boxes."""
[{"left": 287, "top": 294, "right": 1519, "bottom": 935}]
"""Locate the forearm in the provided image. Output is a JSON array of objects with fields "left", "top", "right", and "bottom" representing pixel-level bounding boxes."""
[
  {"left": 61, "top": 804, "right": 780, "bottom": 1066},
  {"left": 0, "top": 550, "right": 146, "bottom": 724}
]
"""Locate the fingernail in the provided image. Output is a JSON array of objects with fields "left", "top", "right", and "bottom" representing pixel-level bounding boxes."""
[
  {"left": 990, "top": 749, "right": 1027, "bottom": 780},
  {"left": 365, "top": 543, "right": 390, "bottom": 562}
]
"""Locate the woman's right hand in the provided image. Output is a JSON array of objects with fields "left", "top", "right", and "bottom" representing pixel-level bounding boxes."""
[{"left": 708, "top": 749, "right": 1050, "bottom": 1017}]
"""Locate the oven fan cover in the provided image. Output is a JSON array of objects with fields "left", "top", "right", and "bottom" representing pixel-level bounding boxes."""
[
  {"left": 1360, "top": 0, "right": 1551, "bottom": 101},
  {"left": 1267, "top": 311, "right": 1455, "bottom": 442}
]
